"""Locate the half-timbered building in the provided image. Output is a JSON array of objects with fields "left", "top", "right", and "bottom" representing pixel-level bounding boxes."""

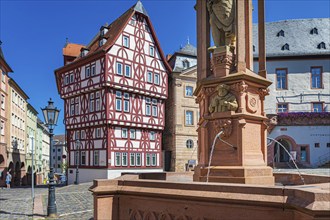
[{"left": 55, "top": 1, "right": 170, "bottom": 184}]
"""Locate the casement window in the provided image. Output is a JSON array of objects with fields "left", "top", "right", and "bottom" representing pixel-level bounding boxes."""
[
  {"left": 75, "top": 97, "right": 79, "bottom": 115},
  {"left": 89, "top": 93, "right": 95, "bottom": 112},
  {"left": 276, "top": 69, "right": 288, "bottom": 90},
  {"left": 314, "top": 143, "right": 320, "bottom": 148},
  {"left": 117, "top": 62, "right": 123, "bottom": 75},
  {"left": 150, "top": 45, "right": 155, "bottom": 57},
  {"left": 95, "top": 128, "right": 101, "bottom": 138},
  {"left": 85, "top": 66, "right": 91, "bottom": 78},
  {"left": 154, "top": 73, "right": 160, "bottom": 85},
  {"left": 123, "top": 93, "right": 130, "bottom": 112},
  {"left": 122, "top": 128, "right": 128, "bottom": 139},
  {"left": 185, "top": 86, "right": 193, "bottom": 97},
  {"left": 312, "top": 102, "right": 323, "bottom": 112},
  {"left": 69, "top": 73, "right": 74, "bottom": 83},
  {"left": 136, "top": 153, "right": 141, "bottom": 166},
  {"left": 0, "top": 120, "right": 4, "bottom": 135},
  {"left": 183, "top": 60, "right": 190, "bottom": 69},
  {"left": 75, "top": 131, "right": 80, "bottom": 141},
  {"left": 81, "top": 130, "right": 86, "bottom": 140},
  {"left": 277, "top": 103, "right": 288, "bottom": 113},
  {"left": 185, "top": 111, "right": 194, "bottom": 125},
  {"left": 125, "top": 65, "right": 131, "bottom": 77},
  {"left": 1, "top": 94, "right": 5, "bottom": 109},
  {"left": 130, "top": 153, "right": 135, "bottom": 166},
  {"left": 186, "top": 139, "right": 194, "bottom": 149},
  {"left": 116, "top": 91, "right": 122, "bottom": 111},
  {"left": 147, "top": 72, "right": 153, "bottom": 83},
  {"left": 91, "top": 64, "right": 96, "bottom": 76},
  {"left": 152, "top": 99, "right": 158, "bottom": 117},
  {"left": 123, "top": 35, "right": 130, "bottom": 48},
  {"left": 146, "top": 153, "right": 150, "bottom": 166},
  {"left": 115, "top": 152, "right": 121, "bottom": 166},
  {"left": 65, "top": 75, "right": 69, "bottom": 85},
  {"left": 122, "top": 153, "right": 128, "bottom": 166},
  {"left": 149, "top": 131, "right": 156, "bottom": 141},
  {"left": 70, "top": 99, "right": 75, "bottom": 116},
  {"left": 95, "top": 92, "right": 100, "bottom": 111},
  {"left": 146, "top": 98, "right": 151, "bottom": 116},
  {"left": 94, "top": 151, "right": 99, "bottom": 166},
  {"left": 151, "top": 154, "right": 157, "bottom": 166},
  {"left": 311, "top": 67, "right": 322, "bottom": 89},
  {"left": 130, "top": 129, "right": 136, "bottom": 139}
]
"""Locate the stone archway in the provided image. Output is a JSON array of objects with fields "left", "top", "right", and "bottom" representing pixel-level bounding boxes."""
[
  {"left": 274, "top": 139, "right": 291, "bottom": 162},
  {"left": 14, "top": 161, "right": 21, "bottom": 186}
]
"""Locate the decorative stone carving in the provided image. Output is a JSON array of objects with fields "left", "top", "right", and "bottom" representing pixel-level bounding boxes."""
[
  {"left": 213, "top": 119, "right": 232, "bottom": 138},
  {"left": 231, "top": 81, "right": 248, "bottom": 94},
  {"left": 207, "top": 0, "right": 236, "bottom": 47},
  {"left": 209, "top": 84, "right": 238, "bottom": 113},
  {"left": 245, "top": 93, "right": 259, "bottom": 114},
  {"left": 258, "top": 88, "right": 270, "bottom": 100}
]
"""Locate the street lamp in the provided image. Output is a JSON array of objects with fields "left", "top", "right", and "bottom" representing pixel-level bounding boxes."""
[
  {"left": 75, "top": 139, "right": 80, "bottom": 185},
  {"left": 41, "top": 98, "right": 60, "bottom": 218}
]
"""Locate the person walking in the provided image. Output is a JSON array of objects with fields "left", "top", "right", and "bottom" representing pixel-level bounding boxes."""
[{"left": 6, "top": 172, "right": 12, "bottom": 189}]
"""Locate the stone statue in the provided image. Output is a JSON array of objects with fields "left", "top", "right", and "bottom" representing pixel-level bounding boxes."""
[
  {"left": 209, "top": 84, "right": 238, "bottom": 113},
  {"left": 207, "top": 0, "right": 236, "bottom": 48}
]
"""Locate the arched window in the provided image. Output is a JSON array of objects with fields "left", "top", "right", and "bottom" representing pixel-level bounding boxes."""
[
  {"left": 281, "top": 44, "right": 290, "bottom": 51},
  {"left": 277, "top": 30, "right": 285, "bottom": 37},
  {"left": 182, "top": 60, "right": 190, "bottom": 69},
  {"left": 186, "top": 139, "right": 194, "bottom": 149},
  {"left": 310, "top": 27, "right": 318, "bottom": 35},
  {"left": 317, "top": 42, "right": 326, "bottom": 49}
]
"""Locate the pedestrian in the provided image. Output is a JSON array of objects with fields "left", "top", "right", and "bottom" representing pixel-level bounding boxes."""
[{"left": 6, "top": 172, "right": 12, "bottom": 189}]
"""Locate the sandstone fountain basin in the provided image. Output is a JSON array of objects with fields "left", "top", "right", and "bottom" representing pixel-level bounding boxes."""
[{"left": 89, "top": 172, "right": 330, "bottom": 220}]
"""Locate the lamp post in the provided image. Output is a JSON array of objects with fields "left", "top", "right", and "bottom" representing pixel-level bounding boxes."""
[
  {"left": 41, "top": 98, "right": 60, "bottom": 218},
  {"left": 75, "top": 139, "right": 80, "bottom": 185}
]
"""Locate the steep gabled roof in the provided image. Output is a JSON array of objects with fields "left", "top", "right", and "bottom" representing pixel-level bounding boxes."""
[{"left": 55, "top": 1, "right": 171, "bottom": 93}]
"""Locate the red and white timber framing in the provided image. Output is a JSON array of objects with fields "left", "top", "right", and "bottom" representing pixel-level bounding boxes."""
[{"left": 55, "top": 6, "right": 171, "bottom": 183}]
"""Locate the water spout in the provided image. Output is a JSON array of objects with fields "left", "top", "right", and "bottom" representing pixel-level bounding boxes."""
[
  {"left": 267, "top": 137, "right": 305, "bottom": 185},
  {"left": 206, "top": 130, "right": 236, "bottom": 182}
]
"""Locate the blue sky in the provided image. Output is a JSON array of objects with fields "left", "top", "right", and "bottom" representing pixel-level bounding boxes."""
[{"left": 0, "top": 0, "right": 329, "bottom": 134}]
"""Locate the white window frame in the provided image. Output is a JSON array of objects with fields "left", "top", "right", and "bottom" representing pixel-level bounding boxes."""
[
  {"left": 147, "top": 72, "right": 153, "bottom": 83},
  {"left": 146, "top": 98, "right": 151, "bottom": 116},
  {"left": 146, "top": 153, "right": 150, "bottom": 166},
  {"left": 136, "top": 153, "right": 141, "bottom": 166},
  {"left": 149, "top": 131, "right": 156, "bottom": 141},
  {"left": 115, "top": 91, "right": 122, "bottom": 111},
  {"left": 122, "top": 152, "right": 128, "bottom": 166},
  {"left": 115, "top": 152, "right": 121, "bottom": 166},
  {"left": 122, "top": 128, "right": 128, "bottom": 139},
  {"left": 89, "top": 93, "right": 94, "bottom": 112},
  {"left": 123, "top": 35, "right": 130, "bottom": 48},
  {"left": 150, "top": 45, "right": 155, "bottom": 57},
  {"left": 95, "top": 128, "right": 101, "bottom": 138},
  {"left": 151, "top": 154, "right": 156, "bottom": 166},
  {"left": 154, "top": 73, "right": 160, "bottom": 85},
  {"left": 130, "top": 153, "right": 135, "bottom": 166},
  {"left": 85, "top": 66, "right": 91, "bottom": 78},
  {"left": 123, "top": 93, "right": 130, "bottom": 112},
  {"left": 185, "top": 86, "right": 193, "bottom": 97},
  {"left": 117, "top": 62, "right": 123, "bottom": 75},
  {"left": 125, "top": 65, "right": 131, "bottom": 77},
  {"left": 91, "top": 64, "right": 96, "bottom": 76},
  {"left": 130, "top": 129, "right": 136, "bottom": 140},
  {"left": 69, "top": 73, "right": 74, "bottom": 83},
  {"left": 185, "top": 111, "right": 194, "bottom": 126},
  {"left": 94, "top": 151, "right": 99, "bottom": 166}
]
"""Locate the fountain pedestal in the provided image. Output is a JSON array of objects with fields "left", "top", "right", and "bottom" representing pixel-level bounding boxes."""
[{"left": 193, "top": 46, "right": 274, "bottom": 185}]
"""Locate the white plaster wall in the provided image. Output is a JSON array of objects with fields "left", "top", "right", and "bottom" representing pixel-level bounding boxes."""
[
  {"left": 67, "top": 168, "right": 108, "bottom": 184},
  {"left": 269, "top": 125, "right": 330, "bottom": 166},
  {"left": 254, "top": 59, "right": 330, "bottom": 114},
  {"left": 107, "top": 168, "right": 163, "bottom": 179}
]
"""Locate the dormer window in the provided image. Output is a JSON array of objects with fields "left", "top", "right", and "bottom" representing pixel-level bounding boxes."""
[
  {"left": 182, "top": 60, "right": 190, "bottom": 69},
  {"left": 99, "top": 37, "right": 107, "bottom": 47},
  {"left": 80, "top": 48, "right": 89, "bottom": 57},
  {"left": 317, "top": 42, "right": 326, "bottom": 49},
  {"left": 100, "top": 26, "right": 109, "bottom": 36},
  {"left": 281, "top": 43, "right": 290, "bottom": 51},
  {"left": 277, "top": 30, "right": 285, "bottom": 37},
  {"left": 310, "top": 27, "right": 318, "bottom": 35}
]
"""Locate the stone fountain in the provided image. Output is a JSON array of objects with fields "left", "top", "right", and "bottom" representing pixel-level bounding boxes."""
[{"left": 89, "top": 1, "right": 330, "bottom": 219}]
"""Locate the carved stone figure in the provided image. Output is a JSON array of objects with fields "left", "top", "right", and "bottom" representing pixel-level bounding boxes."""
[
  {"left": 207, "top": 0, "right": 236, "bottom": 48},
  {"left": 209, "top": 84, "right": 238, "bottom": 113}
]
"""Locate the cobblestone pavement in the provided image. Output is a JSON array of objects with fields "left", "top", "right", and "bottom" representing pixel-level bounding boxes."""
[
  {"left": 0, "top": 182, "right": 93, "bottom": 220},
  {"left": 0, "top": 186, "right": 47, "bottom": 220}
]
